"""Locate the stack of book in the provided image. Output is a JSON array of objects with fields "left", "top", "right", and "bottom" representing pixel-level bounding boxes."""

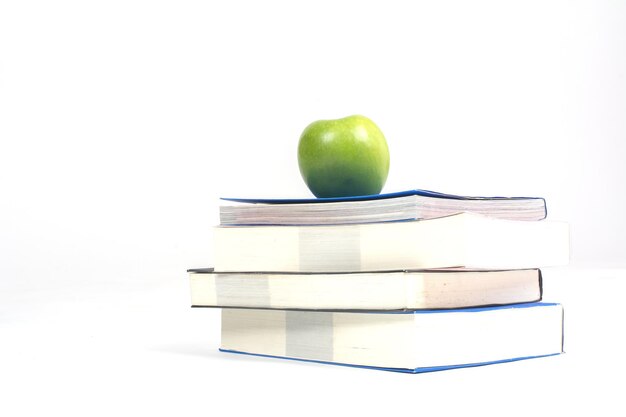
[{"left": 189, "top": 189, "right": 569, "bottom": 373}]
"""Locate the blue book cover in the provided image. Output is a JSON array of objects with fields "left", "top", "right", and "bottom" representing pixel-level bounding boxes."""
[
  {"left": 221, "top": 188, "right": 546, "bottom": 205},
  {"left": 218, "top": 348, "right": 562, "bottom": 374}
]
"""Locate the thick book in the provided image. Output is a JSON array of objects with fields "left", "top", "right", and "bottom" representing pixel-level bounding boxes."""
[
  {"left": 220, "top": 303, "right": 564, "bottom": 373},
  {"left": 214, "top": 213, "right": 569, "bottom": 272},
  {"left": 220, "top": 189, "right": 547, "bottom": 225},
  {"left": 189, "top": 268, "right": 543, "bottom": 311}
]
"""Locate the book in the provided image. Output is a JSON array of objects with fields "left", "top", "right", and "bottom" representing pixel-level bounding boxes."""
[
  {"left": 220, "top": 189, "right": 547, "bottom": 225},
  {"left": 214, "top": 213, "right": 569, "bottom": 272},
  {"left": 220, "top": 302, "right": 564, "bottom": 373},
  {"left": 189, "top": 268, "right": 543, "bottom": 311}
]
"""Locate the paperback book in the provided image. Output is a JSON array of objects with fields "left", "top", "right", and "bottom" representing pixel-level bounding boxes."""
[
  {"left": 189, "top": 268, "right": 543, "bottom": 311},
  {"left": 220, "top": 302, "right": 564, "bottom": 373},
  {"left": 214, "top": 212, "right": 569, "bottom": 272},
  {"left": 220, "top": 189, "right": 547, "bottom": 225}
]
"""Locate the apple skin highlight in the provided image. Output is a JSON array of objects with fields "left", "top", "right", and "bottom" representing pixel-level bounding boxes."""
[{"left": 297, "top": 115, "right": 390, "bottom": 198}]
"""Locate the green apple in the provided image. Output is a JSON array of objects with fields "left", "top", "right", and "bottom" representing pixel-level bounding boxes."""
[{"left": 297, "top": 115, "right": 390, "bottom": 198}]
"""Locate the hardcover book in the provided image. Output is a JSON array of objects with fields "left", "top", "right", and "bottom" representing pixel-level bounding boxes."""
[
  {"left": 220, "top": 303, "right": 564, "bottom": 373},
  {"left": 189, "top": 268, "right": 543, "bottom": 311},
  {"left": 220, "top": 189, "right": 547, "bottom": 225},
  {"left": 214, "top": 213, "right": 569, "bottom": 272}
]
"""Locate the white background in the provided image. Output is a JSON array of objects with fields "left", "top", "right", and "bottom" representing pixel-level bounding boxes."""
[{"left": 1, "top": 1, "right": 625, "bottom": 416}]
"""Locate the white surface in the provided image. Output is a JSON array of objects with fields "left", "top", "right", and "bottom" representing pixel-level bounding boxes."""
[
  {"left": 1, "top": 267, "right": 624, "bottom": 416},
  {"left": 1, "top": 2, "right": 624, "bottom": 415}
]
